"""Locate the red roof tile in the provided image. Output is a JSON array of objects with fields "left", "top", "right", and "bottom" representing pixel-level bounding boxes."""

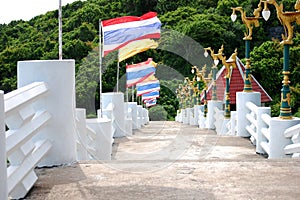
[{"left": 203, "top": 57, "right": 272, "bottom": 104}]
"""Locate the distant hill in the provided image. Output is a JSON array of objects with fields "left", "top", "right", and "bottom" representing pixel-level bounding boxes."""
[{"left": 0, "top": 0, "right": 299, "bottom": 117}]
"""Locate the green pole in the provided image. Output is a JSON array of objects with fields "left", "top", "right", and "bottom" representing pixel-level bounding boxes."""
[
  {"left": 204, "top": 89, "right": 207, "bottom": 117},
  {"left": 212, "top": 66, "right": 218, "bottom": 100},
  {"left": 279, "top": 44, "right": 292, "bottom": 119},
  {"left": 197, "top": 82, "right": 201, "bottom": 105},
  {"left": 243, "top": 40, "right": 252, "bottom": 92},
  {"left": 224, "top": 77, "right": 231, "bottom": 119}
]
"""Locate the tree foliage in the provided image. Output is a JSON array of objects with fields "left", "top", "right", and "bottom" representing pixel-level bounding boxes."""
[{"left": 0, "top": 0, "right": 299, "bottom": 118}]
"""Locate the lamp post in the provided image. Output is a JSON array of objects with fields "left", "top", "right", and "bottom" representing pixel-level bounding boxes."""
[
  {"left": 203, "top": 45, "right": 224, "bottom": 101},
  {"left": 211, "top": 65, "right": 218, "bottom": 100},
  {"left": 262, "top": 0, "right": 300, "bottom": 119},
  {"left": 176, "top": 88, "right": 182, "bottom": 110},
  {"left": 191, "top": 65, "right": 212, "bottom": 117},
  {"left": 184, "top": 77, "right": 194, "bottom": 108},
  {"left": 191, "top": 66, "right": 202, "bottom": 105},
  {"left": 204, "top": 45, "right": 238, "bottom": 119},
  {"left": 231, "top": 1, "right": 264, "bottom": 92}
]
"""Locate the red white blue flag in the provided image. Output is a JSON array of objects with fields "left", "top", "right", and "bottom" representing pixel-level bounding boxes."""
[
  {"left": 145, "top": 98, "right": 157, "bottom": 107},
  {"left": 142, "top": 90, "right": 160, "bottom": 101},
  {"left": 136, "top": 80, "right": 160, "bottom": 96},
  {"left": 102, "top": 12, "right": 161, "bottom": 56},
  {"left": 126, "top": 58, "right": 157, "bottom": 88}
]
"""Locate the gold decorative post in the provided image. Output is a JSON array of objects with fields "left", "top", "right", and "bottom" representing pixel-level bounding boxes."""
[
  {"left": 204, "top": 46, "right": 238, "bottom": 119},
  {"left": 262, "top": 0, "right": 300, "bottom": 119},
  {"left": 191, "top": 65, "right": 212, "bottom": 117},
  {"left": 231, "top": 1, "right": 264, "bottom": 92}
]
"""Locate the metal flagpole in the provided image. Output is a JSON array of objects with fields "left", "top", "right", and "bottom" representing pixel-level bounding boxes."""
[
  {"left": 131, "top": 85, "right": 134, "bottom": 102},
  {"left": 58, "top": 0, "right": 62, "bottom": 60},
  {"left": 131, "top": 62, "right": 134, "bottom": 102},
  {"left": 99, "top": 20, "right": 103, "bottom": 117},
  {"left": 116, "top": 51, "right": 120, "bottom": 92},
  {"left": 126, "top": 63, "right": 129, "bottom": 102}
]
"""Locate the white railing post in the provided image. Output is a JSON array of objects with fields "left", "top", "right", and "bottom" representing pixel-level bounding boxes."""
[
  {"left": 198, "top": 105, "right": 205, "bottom": 128},
  {"left": 284, "top": 123, "right": 300, "bottom": 157},
  {"left": 207, "top": 100, "right": 222, "bottom": 129},
  {"left": 17, "top": 60, "right": 77, "bottom": 166},
  {"left": 0, "top": 91, "right": 7, "bottom": 200},
  {"left": 124, "top": 103, "right": 133, "bottom": 136},
  {"left": 269, "top": 118, "right": 300, "bottom": 158},
  {"left": 229, "top": 111, "right": 237, "bottom": 135},
  {"left": 182, "top": 109, "right": 189, "bottom": 124},
  {"left": 236, "top": 92, "right": 261, "bottom": 137},
  {"left": 127, "top": 102, "right": 139, "bottom": 129},
  {"left": 75, "top": 108, "right": 89, "bottom": 161},
  {"left": 256, "top": 107, "right": 271, "bottom": 154},
  {"left": 102, "top": 93, "right": 126, "bottom": 137}
]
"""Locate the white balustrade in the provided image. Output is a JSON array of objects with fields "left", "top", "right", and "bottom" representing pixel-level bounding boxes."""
[
  {"left": 245, "top": 101, "right": 271, "bottom": 154},
  {"left": 18, "top": 60, "right": 77, "bottom": 166},
  {"left": 127, "top": 102, "right": 139, "bottom": 129},
  {"left": 3, "top": 82, "right": 52, "bottom": 199},
  {"left": 124, "top": 103, "right": 133, "bottom": 136},
  {"left": 102, "top": 93, "right": 126, "bottom": 137},
  {"left": 236, "top": 91, "right": 261, "bottom": 137},
  {"left": 284, "top": 123, "right": 300, "bottom": 158},
  {"left": 207, "top": 100, "right": 222, "bottom": 129},
  {"left": 0, "top": 91, "right": 7, "bottom": 200}
]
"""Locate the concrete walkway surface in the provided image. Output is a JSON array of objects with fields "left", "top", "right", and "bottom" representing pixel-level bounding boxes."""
[{"left": 23, "top": 121, "right": 300, "bottom": 200}]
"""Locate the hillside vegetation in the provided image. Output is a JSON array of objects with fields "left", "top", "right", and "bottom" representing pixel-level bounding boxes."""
[{"left": 0, "top": 0, "right": 299, "bottom": 119}]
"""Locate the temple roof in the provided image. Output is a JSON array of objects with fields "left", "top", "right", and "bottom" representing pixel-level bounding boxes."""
[{"left": 202, "top": 57, "right": 273, "bottom": 104}]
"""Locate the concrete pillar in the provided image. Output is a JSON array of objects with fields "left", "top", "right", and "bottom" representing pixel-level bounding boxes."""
[
  {"left": 230, "top": 111, "right": 237, "bottom": 135},
  {"left": 182, "top": 109, "right": 189, "bottom": 124},
  {"left": 219, "top": 118, "right": 230, "bottom": 135},
  {"left": 17, "top": 60, "right": 77, "bottom": 166},
  {"left": 188, "top": 107, "right": 196, "bottom": 125},
  {"left": 86, "top": 118, "right": 113, "bottom": 160},
  {"left": 207, "top": 100, "right": 223, "bottom": 129},
  {"left": 0, "top": 91, "right": 8, "bottom": 200},
  {"left": 102, "top": 92, "right": 126, "bottom": 137},
  {"left": 256, "top": 107, "right": 271, "bottom": 154},
  {"left": 194, "top": 105, "right": 200, "bottom": 126},
  {"left": 198, "top": 105, "right": 205, "bottom": 128},
  {"left": 124, "top": 103, "right": 133, "bottom": 136},
  {"left": 75, "top": 108, "right": 89, "bottom": 161},
  {"left": 236, "top": 92, "right": 261, "bottom": 137},
  {"left": 269, "top": 117, "right": 300, "bottom": 158},
  {"left": 127, "top": 102, "right": 139, "bottom": 129},
  {"left": 137, "top": 105, "right": 143, "bottom": 127}
]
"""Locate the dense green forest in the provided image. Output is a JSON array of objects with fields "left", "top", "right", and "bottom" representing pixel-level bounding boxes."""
[{"left": 0, "top": 0, "right": 299, "bottom": 119}]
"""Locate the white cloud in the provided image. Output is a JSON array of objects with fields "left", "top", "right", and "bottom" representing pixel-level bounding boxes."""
[{"left": 0, "top": 0, "right": 81, "bottom": 24}]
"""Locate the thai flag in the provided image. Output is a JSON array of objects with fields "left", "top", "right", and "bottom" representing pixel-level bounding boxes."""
[
  {"left": 126, "top": 58, "right": 156, "bottom": 88},
  {"left": 102, "top": 12, "right": 161, "bottom": 56},
  {"left": 136, "top": 80, "right": 160, "bottom": 96},
  {"left": 142, "top": 90, "right": 160, "bottom": 101},
  {"left": 145, "top": 98, "right": 157, "bottom": 107}
]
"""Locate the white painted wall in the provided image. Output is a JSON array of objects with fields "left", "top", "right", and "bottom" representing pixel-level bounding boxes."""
[{"left": 17, "top": 60, "right": 77, "bottom": 166}]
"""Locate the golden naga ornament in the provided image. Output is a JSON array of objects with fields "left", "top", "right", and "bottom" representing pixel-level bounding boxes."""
[{"left": 263, "top": 0, "right": 300, "bottom": 44}]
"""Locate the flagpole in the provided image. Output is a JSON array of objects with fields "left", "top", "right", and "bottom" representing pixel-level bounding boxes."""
[
  {"left": 126, "top": 63, "right": 129, "bottom": 102},
  {"left": 58, "top": 0, "right": 62, "bottom": 60},
  {"left": 116, "top": 51, "right": 120, "bottom": 92},
  {"left": 99, "top": 19, "right": 103, "bottom": 117},
  {"left": 132, "top": 85, "right": 134, "bottom": 102}
]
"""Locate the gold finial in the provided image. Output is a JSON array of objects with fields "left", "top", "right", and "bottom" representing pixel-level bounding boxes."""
[
  {"left": 263, "top": 0, "right": 300, "bottom": 44},
  {"left": 231, "top": 1, "right": 262, "bottom": 40}
]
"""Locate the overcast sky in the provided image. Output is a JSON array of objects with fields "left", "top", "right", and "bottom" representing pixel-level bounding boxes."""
[{"left": 0, "top": 0, "right": 82, "bottom": 24}]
